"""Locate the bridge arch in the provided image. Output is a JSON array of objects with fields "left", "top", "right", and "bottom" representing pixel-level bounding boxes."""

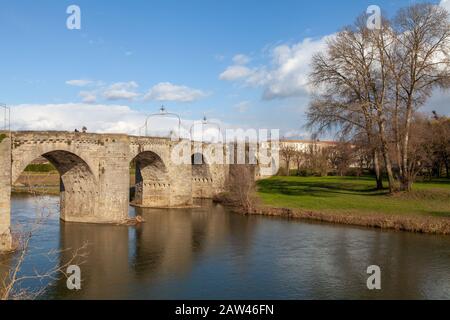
[
  {"left": 12, "top": 146, "right": 97, "bottom": 185},
  {"left": 13, "top": 150, "right": 98, "bottom": 222},
  {"left": 130, "top": 151, "right": 171, "bottom": 207}
]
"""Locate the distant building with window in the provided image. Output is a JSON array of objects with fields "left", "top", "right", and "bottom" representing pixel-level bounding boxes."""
[
  {"left": 255, "top": 139, "right": 340, "bottom": 179},
  {"left": 279, "top": 139, "right": 338, "bottom": 152}
]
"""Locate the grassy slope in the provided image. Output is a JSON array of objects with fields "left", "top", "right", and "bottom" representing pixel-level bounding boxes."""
[{"left": 257, "top": 176, "right": 450, "bottom": 218}]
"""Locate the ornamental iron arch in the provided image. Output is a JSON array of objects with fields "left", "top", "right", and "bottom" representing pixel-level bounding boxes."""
[
  {"left": 189, "top": 115, "right": 222, "bottom": 143},
  {"left": 142, "top": 105, "right": 181, "bottom": 138}
]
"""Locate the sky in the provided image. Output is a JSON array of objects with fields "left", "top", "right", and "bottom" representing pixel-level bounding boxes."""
[{"left": 0, "top": 0, "right": 449, "bottom": 138}]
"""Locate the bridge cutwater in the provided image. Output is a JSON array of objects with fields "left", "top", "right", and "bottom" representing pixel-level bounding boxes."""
[{"left": 0, "top": 131, "right": 261, "bottom": 252}]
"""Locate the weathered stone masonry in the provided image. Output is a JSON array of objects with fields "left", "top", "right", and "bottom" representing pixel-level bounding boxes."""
[
  {"left": 0, "top": 131, "right": 230, "bottom": 252},
  {"left": 0, "top": 132, "right": 12, "bottom": 252}
]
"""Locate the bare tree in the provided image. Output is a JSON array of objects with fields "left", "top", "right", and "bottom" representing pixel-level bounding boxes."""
[
  {"left": 307, "top": 17, "right": 392, "bottom": 189},
  {"left": 0, "top": 189, "right": 88, "bottom": 300},
  {"left": 279, "top": 144, "right": 296, "bottom": 176},
  {"left": 303, "top": 141, "right": 331, "bottom": 177},
  {"left": 391, "top": 4, "right": 450, "bottom": 190},
  {"left": 328, "top": 142, "right": 355, "bottom": 176},
  {"left": 292, "top": 150, "right": 305, "bottom": 175},
  {"left": 308, "top": 3, "right": 450, "bottom": 192},
  {"left": 430, "top": 113, "right": 450, "bottom": 178},
  {"left": 226, "top": 165, "right": 258, "bottom": 213}
]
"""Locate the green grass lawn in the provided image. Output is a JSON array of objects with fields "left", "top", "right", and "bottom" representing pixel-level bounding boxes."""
[{"left": 257, "top": 176, "right": 450, "bottom": 218}]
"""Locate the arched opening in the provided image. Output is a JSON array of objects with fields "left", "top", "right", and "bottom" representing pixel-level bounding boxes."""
[
  {"left": 191, "top": 153, "right": 213, "bottom": 198},
  {"left": 12, "top": 150, "right": 97, "bottom": 222},
  {"left": 130, "top": 151, "right": 170, "bottom": 207}
]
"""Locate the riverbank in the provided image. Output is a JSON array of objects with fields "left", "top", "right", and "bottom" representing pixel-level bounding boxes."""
[
  {"left": 12, "top": 172, "right": 60, "bottom": 195},
  {"left": 12, "top": 171, "right": 137, "bottom": 196},
  {"left": 246, "top": 206, "right": 450, "bottom": 234},
  {"left": 252, "top": 176, "right": 450, "bottom": 235}
]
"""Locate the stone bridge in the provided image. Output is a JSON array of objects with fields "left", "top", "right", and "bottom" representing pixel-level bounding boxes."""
[{"left": 0, "top": 131, "right": 233, "bottom": 252}]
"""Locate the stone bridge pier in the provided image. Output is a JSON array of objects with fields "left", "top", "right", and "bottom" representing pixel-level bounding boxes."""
[
  {"left": 0, "top": 131, "right": 233, "bottom": 252},
  {"left": 129, "top": 137, "right": 193, "bottom": 208},
  {"left": 0, "top": 132, "right": 12, "bottom": 252}
]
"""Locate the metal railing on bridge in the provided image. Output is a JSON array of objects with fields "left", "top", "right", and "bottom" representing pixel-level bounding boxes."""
[
  {"left": 189, "top": 115, "right": 222, "bottom": 143},
  {"left": 139, "top": 105, "right": 181, "bottom": 139}
]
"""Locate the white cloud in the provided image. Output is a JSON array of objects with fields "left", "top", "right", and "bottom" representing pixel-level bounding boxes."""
[
  {"left": 10, "top": 103, "right": 139, "bottom": 134},
  {"left": 219, "top": 35, "right": 332, "bottom": 100},
  {"left": 233, "top": 101, "right": 251, "bottom": 113},
  {"left": 144, "top": 82, "right": 207, "bottom": 102},
  {"left": 8, "top": 103, "right": 230, "bottom": 139},
  {"left": 262, "top": 37, "right": 331, "bottom": 99},
  {"left": 79, "top": 91, "right": 97, "bottom": 103},
  {"left": 66, "top": 79, "right": 93, "bottom": 87},
  {"left": 232, "top": 54, "right": 251, "bottom": 65},
  {"left": 219, "top": 65, "right": 253, "bottom": 81},
  {"left": 440, "top": 0, "right": 450, "bottom": 12},
  {"left": 9, "top": 103, "right": 181, "bottom": 135},
  {"left": 103, "top": 81, "right": 140, "bottom": 101}
]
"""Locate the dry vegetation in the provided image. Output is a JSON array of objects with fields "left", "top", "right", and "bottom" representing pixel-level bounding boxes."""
[
  {"left": 250, "top": 206, "right": 450, "bottom": 235},
  {"left": 1, "top": 187, "right": 88, "bottom": 300},
  {"left": 215, "top": 165, "right": 259, "bottom": 213}
]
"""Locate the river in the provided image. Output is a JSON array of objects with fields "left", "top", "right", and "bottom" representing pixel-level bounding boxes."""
[{"left": 3, "top": 194, "right": 450, "bottom": 299}]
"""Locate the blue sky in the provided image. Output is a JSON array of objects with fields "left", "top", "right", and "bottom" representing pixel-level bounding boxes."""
[{"left": 0, "top": 0, "right": 448, "bottom": 137}]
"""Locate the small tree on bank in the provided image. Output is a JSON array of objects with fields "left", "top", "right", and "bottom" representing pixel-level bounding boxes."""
[
  {"left": 280, "top": 145, "right": 296, "bottom": 176},
  {"left": 227, "top": 165, "right": 258, "bottom": 213}
]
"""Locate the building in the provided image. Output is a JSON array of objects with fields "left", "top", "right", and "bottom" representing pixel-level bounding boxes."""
[{"left": 279, "top": 139, "right": 338, "bottom": 153}]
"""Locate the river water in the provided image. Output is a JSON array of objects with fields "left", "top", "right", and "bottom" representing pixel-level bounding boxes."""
[{"left": 3, "top": 194, "right": 450, "bottom": 299}]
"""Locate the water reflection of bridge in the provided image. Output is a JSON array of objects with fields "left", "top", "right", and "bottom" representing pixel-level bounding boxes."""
[{"left": 48, "top": 202, "right": 256, "bottom": 299}]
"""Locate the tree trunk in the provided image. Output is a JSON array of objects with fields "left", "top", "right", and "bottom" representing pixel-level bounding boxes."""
[
  {"left": 399, "top": 92, "right": 414, "bottom": 192},
  {"left": 381, "top": 146, "right": 395, "bottom": 193},
  {"left": 445, "top": 161, "right": 450, "bottom": 179},
  {"left": 378, "top": 121, "right": 396, "bottom": 193},
  {"left": 400, "top": 172, "right": 413, "bottom": 192},
  {"left": 445, "top": 157, "right": 450, "bottom": 179},
  {"left": 373, "top": 150, "right": 383, "bottom": 190}
]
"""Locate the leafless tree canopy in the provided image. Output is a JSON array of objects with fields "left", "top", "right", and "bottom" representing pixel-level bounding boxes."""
[{"left": 307, "top": 3, "right": 450, "bottom": 192}]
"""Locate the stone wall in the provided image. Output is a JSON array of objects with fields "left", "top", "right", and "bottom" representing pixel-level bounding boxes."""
[{"left": 0, "top": 132, "right": 12, "bottom": 251}]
